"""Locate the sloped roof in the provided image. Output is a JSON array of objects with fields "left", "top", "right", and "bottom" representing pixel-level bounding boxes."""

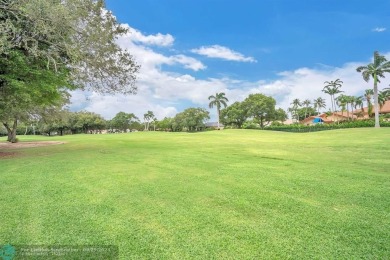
[
  {"left": 352, "top": 100, "right": 390, "bottom": 114},
  {"left": 318, "top": 112, "right": 357, "bottom": 119}
]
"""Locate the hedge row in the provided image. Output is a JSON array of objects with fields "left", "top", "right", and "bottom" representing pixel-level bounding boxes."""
[{"left": 264, "top": 120, "right": 390, "bottom": 132}]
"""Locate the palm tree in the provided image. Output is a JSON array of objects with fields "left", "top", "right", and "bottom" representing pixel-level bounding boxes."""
[
  {"left": 322, "top": 79, "right": 343, "bottom": 122},
  {"left": 291, "top": 99, "right": 301, "bottom": 122},
  {"left": 313, "top": 97, "right": 326, "bottom": 116},
  {"left": 208, "top": 92, "right": 229, "bottom": 129},
  {"left": 302, "top": 99, "right": 311, "bottom": 119},
  {"left": 354, "top": 96, "right": 364, "bottom": 118},
  {"left": 336, "top": 94, "right": 348, "bottom": 118},
  {"left": 287, "top": 107, "right": 295, "bottom": 122},
  {"left": 364, "top": 89, "right": 374, "bottom": 117},
  {"left": 378, "top": 90, "right": 390, "bottom": 109},
  {"left": 357, "top": 51, "right": 390, "bottom": 127}
]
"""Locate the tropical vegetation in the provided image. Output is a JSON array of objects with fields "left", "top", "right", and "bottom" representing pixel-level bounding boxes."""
[
  {"left": 357, "top": 51, "right": 390, "bottom": 127},
  {"left": 208, "top": 92, "right": 229, "bottom": 129}
]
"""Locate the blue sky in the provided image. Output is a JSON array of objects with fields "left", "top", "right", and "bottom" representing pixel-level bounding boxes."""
[{"left": 70, "top": 0, "right": 390, "bottom": 120}]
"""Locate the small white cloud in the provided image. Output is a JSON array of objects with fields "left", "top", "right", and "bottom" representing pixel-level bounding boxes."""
[
  {"left": 123, "top": 25, "right": 174, "bottom": 46},
  {"left": 170, "top": 55, "right": 206, "bottom": 71},
  {"left": 175, "top": 75, "right": 196, "bottom": 82},
  {"left": 191, "top": 45, "right": 257, "bottom": 63},
  {"left": 372, "top": 27, "right": 386, "bottom": 33}
]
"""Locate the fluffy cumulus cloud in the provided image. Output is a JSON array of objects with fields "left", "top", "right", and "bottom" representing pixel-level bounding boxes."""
[
  {"left": 69, "top": 23, "right": 390, "bottom": 121},
  {"left": 191, "top": 45, "right": 257, "bottom": 63}
]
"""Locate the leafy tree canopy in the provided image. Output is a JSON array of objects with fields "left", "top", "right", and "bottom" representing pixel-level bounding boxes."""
[
  {"left": 243, "top": 93, "right": 276, "bottom": 129},
  {"left": 0, "top": 0, "right": 139, "bottom": 94}
]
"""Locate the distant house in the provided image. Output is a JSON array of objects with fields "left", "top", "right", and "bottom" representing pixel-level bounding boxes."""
[
  {"left": 352, "top": 100, "right": 390, "bottom": 118},
  {"left": 282, "top": 119, "right": 295, "bottom": 125},
  {"left": 301, "top": 115, "right": 333, "bottom": 125},
  {"left": 301, "top": 112, "right": 356, "bottom": 125},
  {"left": 205, "top": 122, "right": 224, "bottom": 130}
]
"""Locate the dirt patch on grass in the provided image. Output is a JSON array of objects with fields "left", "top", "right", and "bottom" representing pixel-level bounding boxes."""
[
  {"left": 0, "top": 141, "right": 65, "bottom": 149},
  {"left": 0, "top": 151, "right": 18, "bottom": 158}
]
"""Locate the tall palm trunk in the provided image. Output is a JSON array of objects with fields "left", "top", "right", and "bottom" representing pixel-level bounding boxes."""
[
  {"left": 330, "top": 95, "right": 335, "bottom": 122},
  {"left": 373, "top": 75, "right": 380, "bottom": 128},
  {"left": 217, "top": 111, "right": 220, "bottom": 129},
  {"left": 217, "top": 106, "right": 220, "bottom": 129},
  {"left": 333, "top": 95, "right": 339, "bottom": 124}
]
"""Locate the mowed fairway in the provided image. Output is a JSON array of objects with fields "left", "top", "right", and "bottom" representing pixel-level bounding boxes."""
[{"left": 0, "top": 129, "right": 389, "bottom": 259}]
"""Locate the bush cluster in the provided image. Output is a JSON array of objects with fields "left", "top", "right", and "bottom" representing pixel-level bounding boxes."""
[{"left": 263, "top": 119, "right": 390, "bottom": 132}]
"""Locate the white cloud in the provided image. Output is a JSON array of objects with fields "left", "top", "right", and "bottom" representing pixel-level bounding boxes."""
[
  {"left": 191, "top": 45, "right": 257, "bottom": 63},
  {"left": 123, "top": 25, "right": 174, "bottom": 46},
  {"left": 116, "top": 27, "right": 206, "bottom": 72},
  {"left": 373, "top": 27, "right": 386, "bottom": 33},
  {"left": 170, "top": 55, "right": 206, "bottom": 71},
  {"left": 69, "top": 23, "right": 390, "bottom": 122}
]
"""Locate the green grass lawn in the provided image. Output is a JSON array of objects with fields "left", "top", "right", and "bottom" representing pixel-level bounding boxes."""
[{"left": 1, "top": 129, "right": 389, "bottom": 259}]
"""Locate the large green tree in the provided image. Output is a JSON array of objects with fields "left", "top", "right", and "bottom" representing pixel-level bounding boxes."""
[
  {"left": 208, "top": 92, "right": 229, "bottom": 129},
  {"left": 156, "top": 117, "right": 173, "bottom": 132},
  {"left": 243, "top": 94, "right": 276, "bottom": 129},
  {"left": 110, "top": 112, "right": 139, "bottom": 132},
  {"left": 182, "top": 108, "right": 210, "bottom": 132},
  {"left": 0, "top": 50, "right": 71, "bottom": 142},
  {"left": 0, "top": 0, "right": 139, "bottom": 93},
  {"left": 172, "top": 108, "right": 210, "bottom": 132},
  {"left": 0, "top": 0, "right": 139, "bottom": 141},
  {"left": 357, "top": 51, "right": 390, "bottom": 127},
  {"left": 220, "top": 101, "right": 248, "bottom": 128}
]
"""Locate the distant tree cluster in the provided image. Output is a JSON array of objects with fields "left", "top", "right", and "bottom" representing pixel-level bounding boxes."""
[{"left": 220, "top": 93, "right": 287, "bottom": 129}]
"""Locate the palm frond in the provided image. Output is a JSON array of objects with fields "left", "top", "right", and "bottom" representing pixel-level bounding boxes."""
[
  {"left": 220, "top": 100, "right": 228, "bottom": 108},
  {"left": 374, "top": 51, "right": 387, "bottom": 68},
  {"left": 362, "top": 71, "right": 370, "bottom": 82},
  {"left": 356, "top": 66, "right": 367, "bottom": 72}
]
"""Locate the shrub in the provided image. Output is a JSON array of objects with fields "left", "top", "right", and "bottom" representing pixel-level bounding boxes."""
[{"left": 263, "top": 119, "right": 390, "bottom": 132}]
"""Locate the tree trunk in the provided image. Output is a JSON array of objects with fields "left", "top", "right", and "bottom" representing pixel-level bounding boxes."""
[
  {"left": 330, "top": 95, "right": 334, "bottom": 122},
  {"left": 217, "top": 109, "right": 220, "bottom": 129},
  {"left": 3, "top": 119, "right": 18, "bottom": 143},
  {"left": 332, "top": 95, "right": 339, "bottom": 124},
  {"left": 373, "top": 76, "right": 380, "bottom": 128},
  {"left": 260, "top": 116, "right": 264, "bottom": 129}
]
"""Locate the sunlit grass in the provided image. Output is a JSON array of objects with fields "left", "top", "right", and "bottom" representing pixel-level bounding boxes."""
[{"left": 1, "top": 129, "right": 389, "bottom": 259}]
